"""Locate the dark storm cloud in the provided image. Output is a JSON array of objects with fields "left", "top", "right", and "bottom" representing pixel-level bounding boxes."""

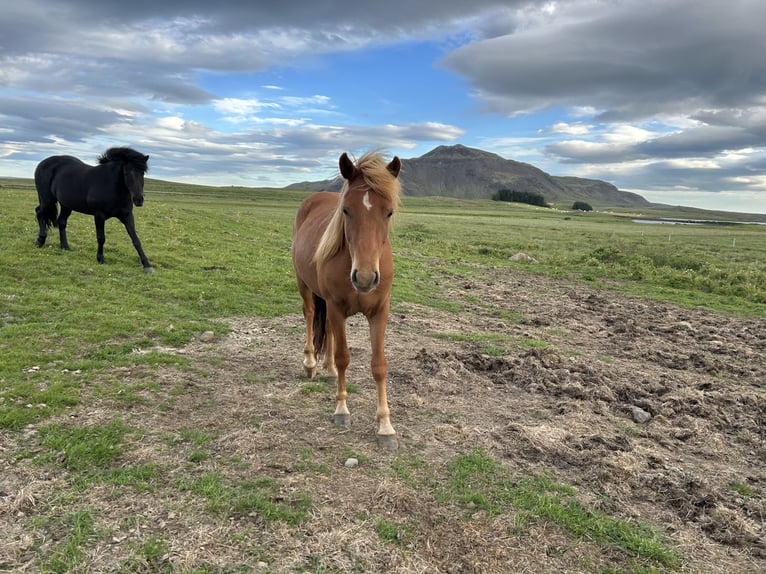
[{"left": 441, "top": 0, "right": 766, "bottom": 121}]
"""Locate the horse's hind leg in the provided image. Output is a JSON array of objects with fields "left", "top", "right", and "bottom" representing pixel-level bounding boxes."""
[
  {"left": 35, "top": 205, "right": 48, "bottom": 247},
  {"left": 35, "top": 201, "right": 58, "bottom": 247},
  {"left": 298, "top": 281, "right": 317, "bottom": 378},
  {"left": 322, "top": 330, "right": 338, "bottom": 383},
  {"left": 57, "top": 206, "right": 72, "bottom": 250}
]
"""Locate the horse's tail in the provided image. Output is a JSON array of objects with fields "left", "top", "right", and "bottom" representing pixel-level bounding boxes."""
[
  {"left": 312, "top": 293, "right": 327, "bottom": 358},
  {"left": 34, "top": 161, "right": 59, "bottom": 228}
]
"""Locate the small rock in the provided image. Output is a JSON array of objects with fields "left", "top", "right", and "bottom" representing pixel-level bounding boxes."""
[
  {"left": 344, "top": 458, "right": 359, "bottom": 468},
  {"left": 631, "top": 406, "right": 652, "bottom": 424},
  {"left": 510, "top": 252, "right": 539, "bottom": 264},
  {"left": 199, "top": 331, "right": 215, "bottom": 342}
]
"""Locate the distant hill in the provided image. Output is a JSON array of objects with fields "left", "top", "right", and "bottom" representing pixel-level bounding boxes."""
[{"left": 286, "top": 144, "right": 651, "bottom": 209}]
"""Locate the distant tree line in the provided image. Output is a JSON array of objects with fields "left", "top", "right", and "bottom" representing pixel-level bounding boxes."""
[{"left": 492, "top": 188, "right": 549, "bottom": 208}]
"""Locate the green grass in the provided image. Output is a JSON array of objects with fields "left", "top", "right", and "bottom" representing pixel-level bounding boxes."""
[
  {"left": 429, "top": 331, "right": 549, "bottom": 355},
  {"left": 440, "top": 450, "right": 681, "bottom": 571},
  {"left": 36, "top": 420, "right": 130, "bottom": 473},
  {"left": 728, "top": 482, "right": 754, "bottom": 496},
  {"left": 39, "top": 509, "right": 101, "bottom": 574},
  {"left": 179, "top": 472, "right": 313, "bottom": 525}
]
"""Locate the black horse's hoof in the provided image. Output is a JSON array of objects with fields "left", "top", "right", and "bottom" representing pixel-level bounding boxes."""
[
  {"left": 377, "top": 434, "right": 399, "bottom": 451},
  {"left": 332, "top": 413, "right": 351, "bottom": 428}
]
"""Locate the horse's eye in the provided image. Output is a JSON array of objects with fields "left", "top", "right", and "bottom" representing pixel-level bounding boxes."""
[
  {"left": 386, "top": 210, "right": 394, "bottom": 219},
  {"left": 343, "top": 207, "right": 350, "bottom": 217}
]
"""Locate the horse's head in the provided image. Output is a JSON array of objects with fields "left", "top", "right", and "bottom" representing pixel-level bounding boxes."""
[
  {"left": 100, "top": 148, "right": 150, "bottom": 207},
  {"left": 339, "top": 152, "right": 401, "bottom": 293},
  {"left": 124, "top": 165, "right": 147, "bottom": 207}
]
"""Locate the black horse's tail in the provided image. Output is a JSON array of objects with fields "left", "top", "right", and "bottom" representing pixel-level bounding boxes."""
[
  {"left": 36, "top": 202, "right": 58, "bottom": 229},
  {"left": 312, "top": 293, "right": 328, "bottom": 359},
  {"left": 34, "top": 161, "right": 59, "bottom": 229}
]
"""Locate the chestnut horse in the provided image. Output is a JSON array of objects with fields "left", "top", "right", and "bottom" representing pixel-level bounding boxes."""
[{"left": 292, "top": 152, "right": 401, "bottom": 449}]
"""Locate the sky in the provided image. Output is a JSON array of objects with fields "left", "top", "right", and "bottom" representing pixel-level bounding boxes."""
[{"left": 2, "top": 0, "right": 766, "bottom": 214}]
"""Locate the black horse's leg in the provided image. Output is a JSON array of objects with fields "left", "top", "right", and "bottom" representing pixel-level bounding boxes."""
[
  {"left": 94, "top": 215, "right": 107, "bottom": 264},
  {"left": 57, "top": 206, "right": 72, "bottom": 250},
  {"left": 119, "top": 212, "right": 154, "bottom": 273},
  {"left": 35, "top": 205, "right": 48, "bottom": 247}
]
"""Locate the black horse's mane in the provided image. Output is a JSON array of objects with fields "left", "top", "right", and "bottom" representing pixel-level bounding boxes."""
[{"left": 98, "top": 147, "right": 149, "bottom": 173}]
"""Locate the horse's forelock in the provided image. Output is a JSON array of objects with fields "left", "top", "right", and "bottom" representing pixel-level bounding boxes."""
[
  {"left": 351, "top": 152, "right": 401, "bottom": 210},
  {"left": 98, "top": 147, "right": 149, "bottom": 173}
]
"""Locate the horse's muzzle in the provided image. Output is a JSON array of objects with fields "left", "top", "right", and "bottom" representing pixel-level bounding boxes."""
[
  {"left": 133, "top": 197, "right": 144, "bottom": 207},
  {"left": 351, "top": 269, "right": 380, "bottom": 293}
]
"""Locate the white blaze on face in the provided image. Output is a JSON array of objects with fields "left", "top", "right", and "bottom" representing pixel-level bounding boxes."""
[{"left": 363, "top": 191, "right": 373, "bottom": 211}]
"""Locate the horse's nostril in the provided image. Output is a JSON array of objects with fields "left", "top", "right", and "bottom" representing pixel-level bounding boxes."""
[{"left": 351, "top": 269, "right": 358, "bottom": 285}]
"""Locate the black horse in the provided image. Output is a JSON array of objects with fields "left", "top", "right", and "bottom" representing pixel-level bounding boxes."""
[{"left": 34, "top": 147, "right": 154, "bottom": 273}]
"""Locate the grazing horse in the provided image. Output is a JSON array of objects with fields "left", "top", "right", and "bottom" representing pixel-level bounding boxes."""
[
  {"left": 292, "top": 152, "right": 402, "bottom": 449},
  {"left": 34, "top": 147, "right": 154, "bottom": 272}
]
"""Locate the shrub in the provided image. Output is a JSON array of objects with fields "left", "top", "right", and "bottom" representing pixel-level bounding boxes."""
[{"left": 572, "top": 201, "right": 593, "bottom": 211}]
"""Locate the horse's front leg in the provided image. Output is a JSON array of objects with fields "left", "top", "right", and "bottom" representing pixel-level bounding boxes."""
[
  {"left": 94, "top": 215, "right": 106, "bottom": 263},
  {"left": 369, "top": 309, "right": 398, "bottom": 450},
  {"left": 119, "top": 212, "right": 154, "bottom": 273},
  {"left": 58, "top": 206, "right": 72, "bottom": 250},
  {"left": 328, "top": 305, "right": 351, "bottom": 427}
]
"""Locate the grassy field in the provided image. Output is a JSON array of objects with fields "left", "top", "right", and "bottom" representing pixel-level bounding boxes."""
[{"left": 1, "top": 177, "right": 765, "bottom": 573}]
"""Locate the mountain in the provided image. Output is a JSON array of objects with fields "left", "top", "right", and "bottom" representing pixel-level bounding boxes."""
[{"left": 286, "top": 144, "right": 651, "bottom": 209}]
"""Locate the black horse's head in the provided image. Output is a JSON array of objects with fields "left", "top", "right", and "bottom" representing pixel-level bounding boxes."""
[{"left": 99, "top": 147, "right": 150, "bottom": 207}]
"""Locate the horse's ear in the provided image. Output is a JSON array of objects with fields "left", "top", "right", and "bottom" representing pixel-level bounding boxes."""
[
  {"left": 387, "top": 156, "right": 401, "bottom": 178},
  {"left": 144, "top": 155, "right": 150, "bottom": 161},
  {"left": 339, "top": 153, "right": 355, "bottom": 180}
]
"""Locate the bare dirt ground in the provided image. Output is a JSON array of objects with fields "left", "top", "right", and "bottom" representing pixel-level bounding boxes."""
[{"left": 2, "top": 270, "right": 765, "bottom": 573}]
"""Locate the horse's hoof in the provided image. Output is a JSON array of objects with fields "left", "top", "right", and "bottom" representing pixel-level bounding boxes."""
[
  {"left": 303, "top": 365, "right": 316, "bottom": 379},
  {"left": 332, "top": 413, "right": 351, "bottom": 428},
  {"left": 325, "top": 375, "right": 338, "bottom": 385},
  {"left": 377, "top": 434, "right": 399, "bottom": 451},
  {"left": 143, "top": 266, "right": 155, "bottom": 274}
]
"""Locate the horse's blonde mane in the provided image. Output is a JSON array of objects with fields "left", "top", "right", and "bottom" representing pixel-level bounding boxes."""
[{"left": 314, "top": 152, "right": 401, "bottom": 266}]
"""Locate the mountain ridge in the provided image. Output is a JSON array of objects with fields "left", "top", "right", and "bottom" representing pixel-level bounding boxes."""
[{"left": 286, "top": 144, "right": 651, "bottom": 209}]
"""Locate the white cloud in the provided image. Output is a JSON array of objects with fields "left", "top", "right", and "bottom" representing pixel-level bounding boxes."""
[
  {"left": 547, "top": 122, "right": 591, "bottom": 135},
  {"left": 213, "top": 98, "right": 280, "bottom": 116}
]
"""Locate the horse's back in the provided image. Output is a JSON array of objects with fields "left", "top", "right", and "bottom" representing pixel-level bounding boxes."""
[
  {"left": 35, "top": 155, "right": 87, "bottom": 185},
  {"left": 36, "top": 155, "right": 85, "bottom": 174}
]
